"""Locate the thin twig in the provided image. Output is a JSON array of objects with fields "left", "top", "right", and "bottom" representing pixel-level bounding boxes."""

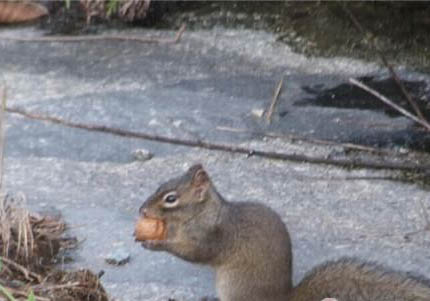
[
  {"left": 301, "top": 175, "right": 404, "bottom": 182},
  {"left": 0, "top": 256, "right": 43, "bottom": 283},
  {"left": 6, "top": 106, "right": 430, "bottom": 173},
  {"left": 349, "top": 78, "right": 430, "bottom": 131},
  {"left": 0, "top": 24, "right": 186, "bottom": 44},
  {"left": 265, "top": 78, "right": 284, "bottom": 124},
  {"left": 216, "top": 126, "right": 395, "bottom": 155},
  {"left": 342, "top": 5, "right": 427, "bottom": 123},
  {"left": 33, "top": 281, "right": 80, "bottom": 291}
]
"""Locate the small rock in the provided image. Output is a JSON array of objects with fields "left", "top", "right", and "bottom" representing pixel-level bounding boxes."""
[
  {"left": 172, "top": 120, "right": 183, "bottom": 128},
  {"left": 397, "top": 147, "right": 409, "bottom": 154},
  {"left": 132, "top": 149, "right": 153, "bottom": 162},
  {"left": 105, "top": 248, "right": 131, "bottom": 266},
  {"left": 148, "top": 119, "right": 161, "bottom": 127},
  {"left": 251, "top": 108, "right": 265, "bottom": 118}
]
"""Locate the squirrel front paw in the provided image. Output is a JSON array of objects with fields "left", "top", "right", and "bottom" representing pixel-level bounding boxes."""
[
  {"left": 199, "top": 297, "right": 219, "bottom": 301},
  {"left": 141, "top": 240, "right": 167, "bottom": 251}
]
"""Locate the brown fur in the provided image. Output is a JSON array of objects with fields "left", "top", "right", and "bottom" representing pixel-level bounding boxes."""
[
  {"left": 139, "top": 164, "right": 430, "bottom": 301},
  {"left": 139, "top": 164, "right": 292, "bottom": 301},
  {"left": 289, "top": 258, "right": 430, "bottom": 301}
]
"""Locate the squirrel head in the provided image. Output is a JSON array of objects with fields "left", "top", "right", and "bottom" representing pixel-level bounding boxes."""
[{"left": 139, "top": 164, "right": 214, "bottom": 221}]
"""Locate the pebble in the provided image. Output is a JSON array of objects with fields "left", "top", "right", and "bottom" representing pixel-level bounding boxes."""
[
  {"left": 132, "top": 149, "right": 153, "bottom": 162},
  {"left": 251, "top": 108, "right": 265, "bottom": 118},
  {"left": 105, "top": 248, "right": 131, "bottom": 266}
]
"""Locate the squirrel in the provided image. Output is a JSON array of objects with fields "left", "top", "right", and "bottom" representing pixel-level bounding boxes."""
[{"left": 137, "top": 164, "right": 430, "bottom": 301}]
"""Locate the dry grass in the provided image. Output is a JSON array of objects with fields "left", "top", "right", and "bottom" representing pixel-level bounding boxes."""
[{"left": 0, "top": 195, "right": 109, "bottom": 301}]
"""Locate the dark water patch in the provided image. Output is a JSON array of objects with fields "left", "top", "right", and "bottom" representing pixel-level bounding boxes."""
[
  {"left": 270, "top": 77, "right": 430, "bottom": 153},
  {"left": 295, "top": 77, "right": 430, "bottom": 120}
]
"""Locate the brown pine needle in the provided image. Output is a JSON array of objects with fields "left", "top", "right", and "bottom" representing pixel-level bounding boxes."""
[{"left": 266, "top": 78, "right": 284, "bottom": 124}]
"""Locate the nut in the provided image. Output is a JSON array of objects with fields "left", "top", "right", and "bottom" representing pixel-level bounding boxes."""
[{"left": 134, "top": 217, "right": 166, "bottom": 241}]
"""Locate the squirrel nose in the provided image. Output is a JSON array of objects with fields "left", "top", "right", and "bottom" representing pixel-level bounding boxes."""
[{"left": 139, "top": 206, "right": 147, "bottom": 216}]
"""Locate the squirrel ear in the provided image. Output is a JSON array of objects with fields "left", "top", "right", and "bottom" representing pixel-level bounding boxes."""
[
  {"left": 189, "top": 164, "right": 209, "bottom": 187},
  {"left": 192, "top": 168, "right": 209, "bottom": 201}
]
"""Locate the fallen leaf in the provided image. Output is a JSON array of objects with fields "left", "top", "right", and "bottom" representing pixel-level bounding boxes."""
[{"left": 0, "top": 2, "right": 48, "bottom": 24}]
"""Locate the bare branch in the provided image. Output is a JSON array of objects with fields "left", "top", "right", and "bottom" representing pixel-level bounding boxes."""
[
  {"left": 6, "top": 106, "right": 429, "bottom": 173},
  {"left": 342, "top": 5, "right": 426, "bottom": 122},
  {"left": 0, "top": 24, "right": 186, "bottom": 44},
  {"left": 216, "top": 126, "right": 397, "bottom": 155},
  {"left": 349, "top": 78, "right": 430, "bottom": 132}
]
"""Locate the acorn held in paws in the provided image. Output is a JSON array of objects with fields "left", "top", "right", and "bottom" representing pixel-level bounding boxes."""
[{"left": 134, "top": 217, "right": 166, "bottom": 241}]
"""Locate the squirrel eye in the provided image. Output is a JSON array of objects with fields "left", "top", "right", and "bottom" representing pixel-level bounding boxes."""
[
  {"left": 162, "top": 192, "right": 178, "bottom": 207},
  {"left": 165, "top": 195, "right": 177, "bottom": 203}
]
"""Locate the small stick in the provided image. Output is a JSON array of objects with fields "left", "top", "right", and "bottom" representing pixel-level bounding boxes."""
[
  {"left": 0, "top": 256, "right": 43, "bottom": 282},
  {"left": 33, "top": 281, "right": 80, "bottom": 291},
  {"left": 216, "top": 126, "right": 394, "bottom": 155},
  {"left": 349, "top": 78, "right": 430, "bottom": 131},
  {"left": 0, "top": 24, "right": 186, "bottom": 44},
  {"left": 299, "top": 175, "right": 404, "bottom": 182},
  {"left": 265, "top": 78, "right": 284, "bottom": 124},
  {"left": 172, "top": 24, "right": 187, "bottom": 43}
]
